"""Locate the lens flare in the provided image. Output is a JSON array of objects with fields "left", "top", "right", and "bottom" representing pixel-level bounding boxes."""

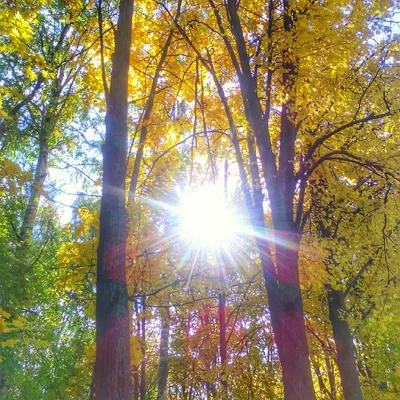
[{"left": 177, "top": 185, "right": 240, "bottom": 249}]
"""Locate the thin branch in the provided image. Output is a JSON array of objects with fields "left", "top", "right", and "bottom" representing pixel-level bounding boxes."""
[
  {"left": 97, "top": 0, "right": 110, "bottom": 105},
  {"left": 304, "top": 111, "right": 391, "bottom": 164},
  {"left": 344, "top": 258, "right": 373, "bottom": 298}
]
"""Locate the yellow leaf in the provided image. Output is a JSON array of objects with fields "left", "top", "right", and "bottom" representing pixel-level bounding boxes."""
[
  {"left": 0, "top": 307, "right": 11, "bottom": 319},
  {"left": 31, "top": 339, "right": 49, "bottom": 348},
  {"left": 41, "top": 70, "right": 50, "bottom": 79},
  {"left": 0, "top": 318, "right": 8, "bottom": 333},
  {"left": 1, "top": 339, "right": 17, "bottom": 348},
  {"left": 130, "top": 336, "right": 143, "bottom": 367},
  {"left": 25, "top": 66, "right": 36, "bottom": 81},
  {"left": 84, "top": 342, "right": 96, "bottom": 365},
  {"left": 20, "top": 171, "right": 33, "bottom": 181},
  {"left": 11, "top": 319, "right": 24, "bottom": 328},
  {"left": 86, "top": 302, "right": 96, "bottom": 319},
  {"left": 3, "top": 159, "right": 22, "bottom": 176}
]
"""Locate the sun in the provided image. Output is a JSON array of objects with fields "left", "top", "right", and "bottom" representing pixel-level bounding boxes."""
[{"left": 177, "top": 185, "right": 240, "bottom": 249}]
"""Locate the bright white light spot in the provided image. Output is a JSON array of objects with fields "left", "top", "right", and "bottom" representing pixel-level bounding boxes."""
[{"left": 178, "top": 185, "right": 239, "bottom": 249}]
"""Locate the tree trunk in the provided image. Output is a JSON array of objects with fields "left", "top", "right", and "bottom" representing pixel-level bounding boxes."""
[
  {"left": 313, "top": 357, "right": 330, "bottom": 398},
  {"left": 140, "top": 297, "right": 146, "bottom": 400},
  {"left": 218, "top": 292, "right": 228, "bottom": 397},
  {"left": 19, "top": 74, "right": 61, "bottom": 245},
  {"left": 91, "top": 0, "right": 133, "bottom": 398},
  {"left": 328, "top": 289, "right": 363, "bottom": 400},
  {"left": 157, "top": 307, "right": 170, "bottom": 400},
  {"left": 271, "top": 231, "right": 316, "bottom": 400},
  {"left": 20, "top": 137, "right": 49, "bottom": 243},
  {"left": 128, "top": 28, "right": 175, "bottom": 199},
  {"left": 222, "top": 1, "right": 316, "bottom": 397},
  {"left": 250, "top": 127, "right": 314, "bottom": 399},
  {"left": 325, "top": 355, "right": 337, "bottom": 400},
  {"left": 134, "top": 303, "right": 141, "bottom": 400}
]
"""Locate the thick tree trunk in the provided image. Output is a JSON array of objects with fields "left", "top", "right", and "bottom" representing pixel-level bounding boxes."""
[
  {"left": 249, "top": 120, "right": 314, "bottom": 399},
  {"left": 91, "top": 0, "right": 133, "bottom": 398},
  {"left": 157, "top": 307, "right": 170, "bottom": 400},
  {"left": 221, "top": 2, "right": 315, "bottom": 397},
  {"left": 268, "top": 0, "right": 315, "bottom": 391},
  {"left": 272, "top": 228, "right": 316, "bottom": 400},
  {"left": 328, "top": 289, "right": 363, "bottom": 400}
]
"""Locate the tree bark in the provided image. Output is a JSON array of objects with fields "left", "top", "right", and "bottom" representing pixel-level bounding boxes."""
[
  {"left": 134, "top": 302, "right": 141, "bottom": 400},
  {"left": 325, "top": 355, "right": 337, "bottom": 400},
  {"left": 223, "top": 1, "right": 315, "bottom": 397},
  {"left": 19, "top": 74, "right": 61, "bottom": 245},
  {"left": 270, "top": 224, "right": 315, "bottom": 400},
  {"left": 218, "top": 292, "right": 228, "bottom": 397},
  {"left": 91, "top": 0, "right": 133, "bottom": 398},
  {"left": 328, "top": 289, "right": 363, "bottom": 400},
  {"left": 157, "top": 306, "right": 170, "bottom": 400},
  {"left": 140, "top": 297, "right": 146, "bottom": 400},
  {"left": 313, "top": 357, "right": 331, "bottom": 398},
  {"left": 20, "top": 137, "right": 49, "bottom": 244},
  {"left": 175, "top": 1, "right": 315, "bottom": 396}
]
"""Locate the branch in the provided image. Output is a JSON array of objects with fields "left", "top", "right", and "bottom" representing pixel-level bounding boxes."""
[
  {"left": 96, "top": 0, "right": 110, "bottom": 105},
  {"left": 304, "top": 111, "right": 391, "bottom": 163},
  {"left": 128, "top": 0, "right": 182, "bottom": 202},
  {"left": 208, "top": 0, "right": 242, "bottom": 77},
  {"left": 305, "top": 149, "right": 399, "bottom": 182},
  {"left": 344, "top": 258, "right": 373, "bottom": 298},
  {"left": 0, "top": 74, "right": 45, "bottom": 137}
]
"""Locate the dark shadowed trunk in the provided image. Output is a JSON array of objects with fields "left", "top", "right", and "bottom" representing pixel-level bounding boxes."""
[
  {"left": 157, "top": 306, "right": 170, "bottom": 400},
  {"left": 318, "top": 213, "right": 363, "bottom": 400},
  {"left": 91, "top": 0, "right": 133, "bottom": 398},
  {"left": 223, "top": 1, "right": 315, "bottom": 397},
  {"left": 328, "top": 289, "right": 363, "bottom": 400},
  {"left": 173, "top": 0, "right": 315, "bottom": 396}
]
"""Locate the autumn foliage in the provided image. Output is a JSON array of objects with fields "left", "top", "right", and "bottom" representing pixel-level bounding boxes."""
[{"left": 0, "top": 0, "right": 399, "bottom": 399}]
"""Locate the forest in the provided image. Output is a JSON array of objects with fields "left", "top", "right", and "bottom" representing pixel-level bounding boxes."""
[{"left": 0, "top": 0, "right": 399, "bottom": 399}]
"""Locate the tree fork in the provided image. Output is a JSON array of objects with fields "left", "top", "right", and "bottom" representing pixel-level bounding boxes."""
[{"left": 224, "top": 0, "right": 316, "bottom": 398}]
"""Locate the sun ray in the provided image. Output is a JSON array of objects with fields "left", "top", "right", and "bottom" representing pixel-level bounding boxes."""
[
  {"left": 186, "top": 246, "right": 201, "bottom": 289},
  {"left": 144, "top": 232, "right": 179, "bottom": 251}
]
